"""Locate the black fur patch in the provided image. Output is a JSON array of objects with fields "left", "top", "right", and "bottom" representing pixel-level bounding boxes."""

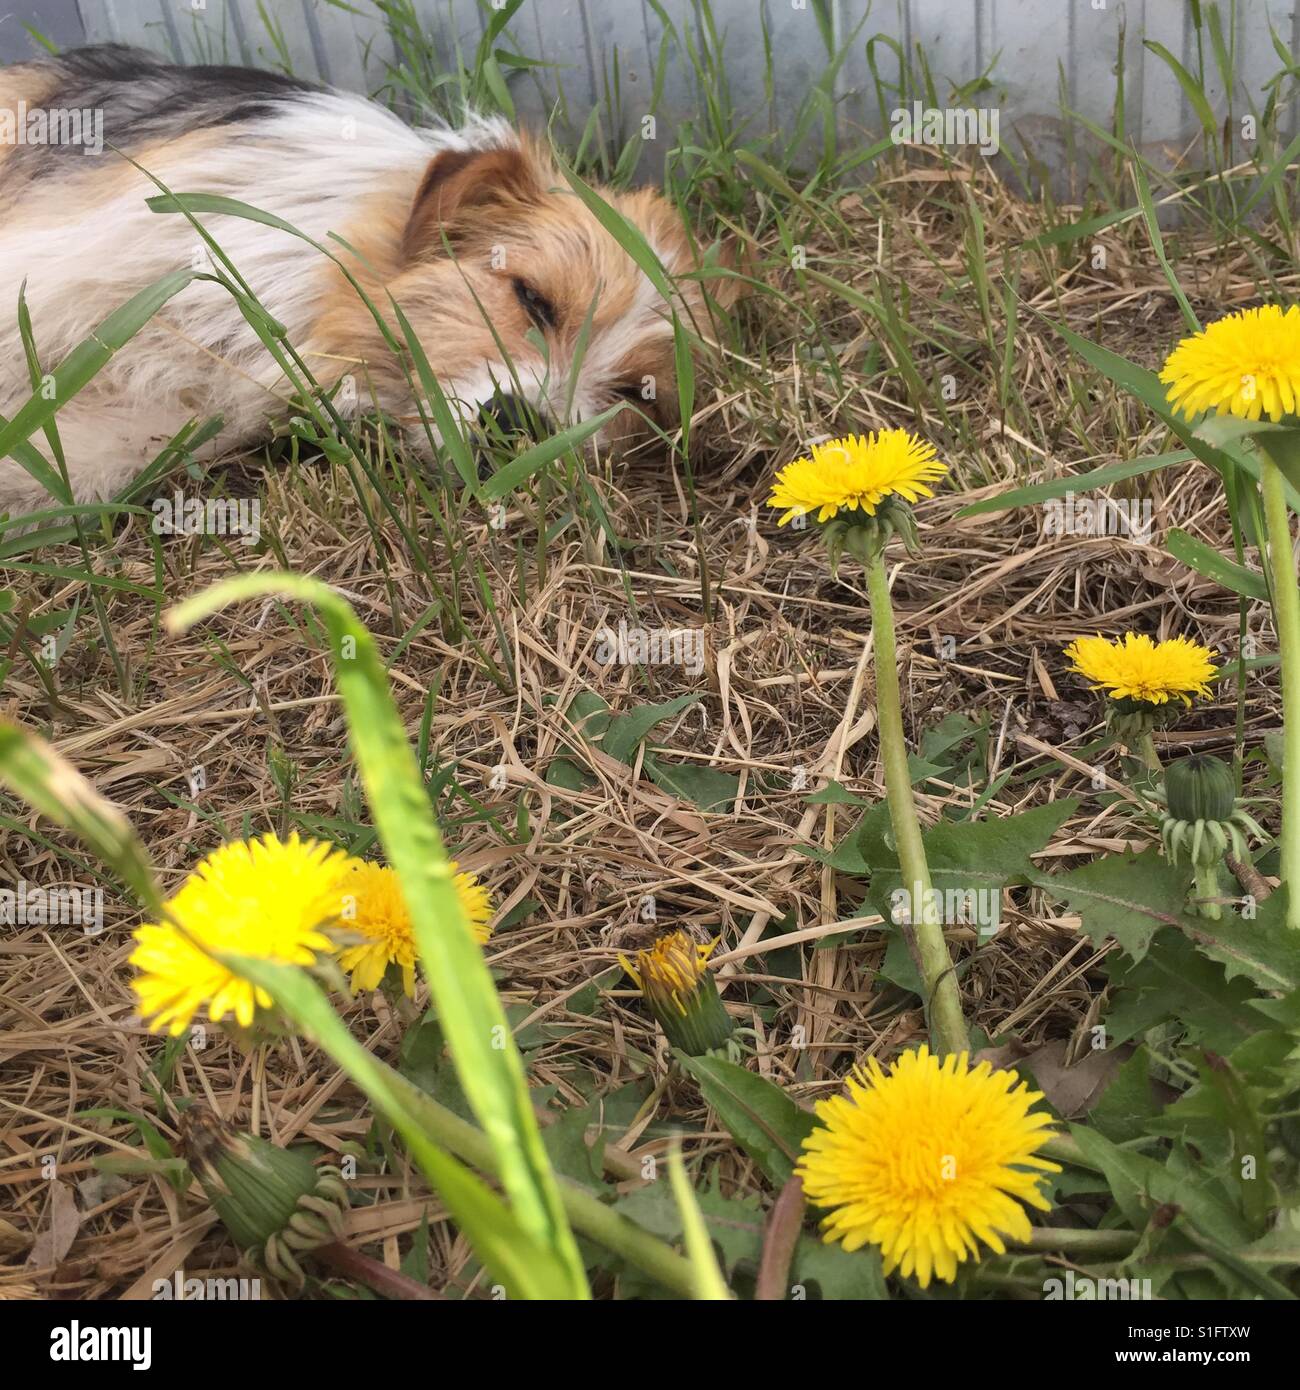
[{"left": 7, "top": 44, "right": 324, "bottom": 178}]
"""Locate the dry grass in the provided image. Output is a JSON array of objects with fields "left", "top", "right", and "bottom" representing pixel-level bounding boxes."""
[{"left": 0, "top": 154, "right": 1282, "bottom": 1299}]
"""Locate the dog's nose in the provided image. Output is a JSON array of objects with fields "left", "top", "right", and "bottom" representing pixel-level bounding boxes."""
[
  {"left": 477, "top": 392, "right": 547, "bottom": 439},
  {"left": 472, "top": 392, "right": 550, "bottom": 480}
]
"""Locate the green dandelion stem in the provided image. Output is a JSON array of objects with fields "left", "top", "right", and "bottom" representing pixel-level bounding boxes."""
[
  {"left": 1009, "top": 1227, "right": 1139, "bottom": 1256},
  {"left": 1137, "top": 732, "right": 1163, "bottom": 774},
  {"left": 1258, "top": 443, "right": 1300, "bottom": 929},
  {"left": 865, "top": 551, "right": 970, "bottom": 1056},
  {"left": 1192, "top": 860, "right": 1223, "bottom": 921}
]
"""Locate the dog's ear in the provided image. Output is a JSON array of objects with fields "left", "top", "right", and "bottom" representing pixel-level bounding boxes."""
[{"left": 402, "top": 144, "right": 542, "bottom": 260}]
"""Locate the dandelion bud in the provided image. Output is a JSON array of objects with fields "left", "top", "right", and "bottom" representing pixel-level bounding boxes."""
[
  {"left": 1165, "top": 754, "right": 1237, "bottom": 826},
  {"left": 180, "top": 1105, "right": 348, "bottom": 1289},
  {"left": 1156, "top": 755, "right": 1265, "bottom": 920},
  {"left": 619, "top": 930, "right": 734, "bottom": 1056}
]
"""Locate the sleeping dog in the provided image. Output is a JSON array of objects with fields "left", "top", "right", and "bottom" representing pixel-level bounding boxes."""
[{"left": 0, "top": 45, "right": 730, "bottom": 516}]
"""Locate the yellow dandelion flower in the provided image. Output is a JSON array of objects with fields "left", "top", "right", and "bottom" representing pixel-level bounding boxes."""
[
  {"left": 1160, "top": 304, "right": 1300, "bottom": 422},
  {"left": 797, "top": 1047, "right": 1059, "bottom": 1288},
  {"left": 1065, "top": 632, "right": 1218, "bottom": 707},
  {"left": 767, "top": 430, "right": 947, "bottom": 526},
  {"left": 336, "top": 861, "right": 494, "bottom": 997},
  {"left": 130, "top": 832, "right": 354, "bottom": 1037},
  {"left": 619, "top": 929, "right": 733, "bottom": 1054}
]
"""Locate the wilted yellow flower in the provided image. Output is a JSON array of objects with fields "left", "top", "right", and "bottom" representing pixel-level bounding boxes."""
[
  {"left": 619, "top": 930, "right": 733, "bottom": 1055},
  {"left": 336, "top": 860, "right": 494, "bottom": 997},
  {"left": 1065, "top": 632, "right": 1217, "bottom": 707},
  {"left": 130, "top": 833, "right": 353, "bottom": 1036},
  {"left": 1160, "top": 304, "right": 1300, "bottom": 422},
  {"left": 767, "top": 430, "right": 947, "bottom": 526},
  {"left": 797, "top": 1047, "right": 1059, "bottom": 1288}
]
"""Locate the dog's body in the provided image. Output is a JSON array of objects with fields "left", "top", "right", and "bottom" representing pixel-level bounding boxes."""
[{"left": 0, "top": 46, "right": 715, "bottom": 516}]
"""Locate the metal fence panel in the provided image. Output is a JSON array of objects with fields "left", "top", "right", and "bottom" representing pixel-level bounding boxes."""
[{"left": 1, "top": 1, "right": 1296, "bottom": 168}]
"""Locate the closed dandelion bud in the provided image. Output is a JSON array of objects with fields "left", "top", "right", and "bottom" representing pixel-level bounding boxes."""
[
  {"left": 1156, "top": 755, "right": 1265, "bottom": 921},
  {"left": 1165, "top": 755, "right": 1236, "bottom": 825},
  {"left": 619, "top": 930, "right": 734, "bottom": 1056},
  {"left": 180, "top": 1105, "right": 348, "bottom": 1289}
]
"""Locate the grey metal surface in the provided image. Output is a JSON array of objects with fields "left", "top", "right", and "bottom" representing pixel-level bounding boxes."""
[
  {"left": 2, "top": 2, "right": 1297, "bottom": 170},
  {"left": 0, "top": 0, "right": 85, "bottom": 62}
]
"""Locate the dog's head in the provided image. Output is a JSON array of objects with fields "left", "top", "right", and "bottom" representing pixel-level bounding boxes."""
[{"left": 325, "top": 131, "right": 737, "bottom": 458}]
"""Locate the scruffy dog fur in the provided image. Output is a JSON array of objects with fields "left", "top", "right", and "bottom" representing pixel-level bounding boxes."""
[{"left": 0, "top": 46, "right": 728, "bottom": 516}]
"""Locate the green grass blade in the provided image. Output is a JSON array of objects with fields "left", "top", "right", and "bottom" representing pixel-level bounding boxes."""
[
  {"left": 1021, "top": 205, "right": 1142, "bottom": 251},
  {"left": 480, "top": 408, "right": 622, "bottom": 501},
  {"left": 166, "top": 572, "right": 588, "bottom": 1297},
  {"left": 0, "top": 406, "right": 69, "bottom": 501},
  {"left": 1166, "top": 527, "right": 1269, "bottom": 601},
  {"left": 554, "top": 156, "right": 673, "bottom": 299},
  {"left": 957, "top": 451, "right": 1194, "bottom": 517},
  {"left": 1046, "top": 313, "right": 1187, "bottom": 418},
  {"left": 0, "top": 719, "right": 163, "bottom": 914},
  {"left": 0, "top": 560, "right": 162, "bottom": 598},
  {"left": 1241, "top": 126, "right": 1300, "bottom": 216},
  {"left": 667, "top": 1141, "right": 732, "bottom": 1300},
  {"left": 1129, "top": 154, "right": 1200, "bottom": 333},
  {"left": 1142, "top": 40, "right": 1219, "bottom": 139},
  {"left": 388, "top": 298, "right": 478, "bottom": 496}
]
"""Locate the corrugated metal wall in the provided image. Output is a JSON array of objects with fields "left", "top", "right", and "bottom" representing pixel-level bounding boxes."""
[{"left": 2, "top": 2, "right": 1298, "bottom": 166}]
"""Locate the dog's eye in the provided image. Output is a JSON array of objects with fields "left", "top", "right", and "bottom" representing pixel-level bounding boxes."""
[{"left": 512, "top": 278, "right": 555, "bottom": 331}]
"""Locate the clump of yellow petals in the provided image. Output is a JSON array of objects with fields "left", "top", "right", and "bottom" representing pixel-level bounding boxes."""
[
  {"left": 1160, "top": 304, "right": 1300, "bottom": 422},
  {"left": 797, "top": 1047, "right": 1059, "bottom": 1288},
  {"left": 130, "top": 833, "right": 353, "bottom": 1036},
  {"left": 767, "top": 430, "right": 947, "bottom": 526},
  {"left": 619, "top": 930, "right": 716, "bottom": 1017},
  {"left": 1065, "top": 632, "right": 1217, "bottom": 707},
  {"left": 619, "top": 929, "right": 733, "bottom": 1054},
  {"left": 336, "top": 861, "right": 494, "bottom": 997}
]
